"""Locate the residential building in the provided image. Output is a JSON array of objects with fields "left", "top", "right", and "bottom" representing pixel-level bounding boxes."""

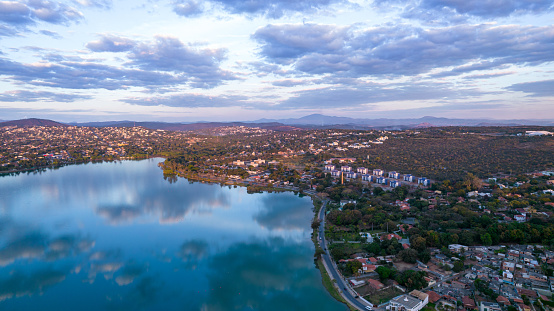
[
  {"left": 404, "top": 174, "right": 415, "bottom": 182},
  {"left": 357, "top": 167, "right": 369, "bottom": 174},
  {"left": 362, "top": 174, "right": 373, "bottom": 182},
  {"left": 389, "top": 171, "right": 400, "bottom": 179},
  {"left": 324, "top": 164, "right": 335, "bottom": 171},
  {"left": 341, "top": 166, "right": 352, "bottom": 172},
  {"left": 389, "top": 291, "right": 428, "bottom": 311},
  {"left": 480, "top": 302, "right": 501, "bottom": 311},
  {"left": 373, "top": 169, "right": 384, "bottom": 176}
]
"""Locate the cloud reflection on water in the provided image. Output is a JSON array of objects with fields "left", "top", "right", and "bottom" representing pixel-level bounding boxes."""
[
  {"left": 0, "top": 268, "right": 66, "bottom": 302},
  {"left": 253, "top": 194, "right": 313, "bottom": 232}
]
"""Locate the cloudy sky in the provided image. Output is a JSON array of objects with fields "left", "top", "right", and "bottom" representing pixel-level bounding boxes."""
[{"left": 0, "top": 0, "right": 553, "bottom": 122}]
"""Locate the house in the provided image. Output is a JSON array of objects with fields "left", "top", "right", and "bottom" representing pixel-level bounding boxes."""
[
  {"left": 381, "top": 233, "right": 402, "bottom": 241},
  {"left": 404, "top": 174, "right": 415, "bottom": 182},
  {"left": 449, "top": 244, "right": 469, "bottom": 253},
  {"left": 324, "top": 164, "right": 335, "bottom": 171},
  {"left": 462, "top": 296, "right": 477, "bottom": 310},
  {"left": 376, "top": 177, "right": 388, "bottom": 184},
  {"left": 426, "top": 291, "right": 441, "bottom": 304},
  {"left": 357, "top": 167, "right": 369, "bottom": 174},
  {"left": 340, "top": 200, "right": 357, "bottom": 207},
  {"left": 480, "top": 302, "right": 501, "bottom": 311},
  {"left": 389, "top": 171, "right": 400, "bottom": 179},
  {"left": 331, "top": 170, "right": 341, "bottom": 177},
  {"left": 389, "top": 291, "right": 428, "bottom": 311},
  {"left": 373, "top": 169, "right": 384, "bottom": 176},
  {"left": 514, "top": 215, "right": 527, "bottom": 222},
  {"left": 367, "top": 278, "right": 385, "bottom": 290}
]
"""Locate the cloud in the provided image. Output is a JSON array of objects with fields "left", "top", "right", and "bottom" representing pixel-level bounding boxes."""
[
  {"left": 253, "top": 193, "right": 313, "bottom": 231},
  {"left": 253, "top": 23, "right": 348, "bottom": 62},
  {"left": 96, "top": 204, "right": 142, "bottom": 224},
  {"left": 0, "top": 2, "right": 33, "bottom": 25},
  {"left": 122, "top": 93, "right": 249, "bottom": 108},
  {"left": 39, "top": 29, "right": 61, "bottom": 38},
  {"left": 0, "top": 90, "right": 92, "bottom": 102},
  {"left": 86, "top": 34, "right": 136, "bottom": 52},
  {"left": 0, "top": 231, "right": 94, "bottom": 266},
  {"left": 0, "top": 268, "right": 66, "bottom": 302},
  {"left": 0, "top": 232, "right": 46, "bottom": 266},
  {"left": 127, "top": 36, "right": 235, "bottom": 88},
  {"left": 506, "top": 79, "right": 554, "bottom": 97},
  {"left": 253, "top": 23, "right": 554, "bottom": 78},
  {"left": 203, "top": 238, "right": 344, "bottom": 310},
  {"left": 271, "top": 79, "right": 312, "bottom": 87},
  {"left": 172, "top": 0, "right": 204, "bottom": 17},
  {"left": 73, "top": 0, "right": 112, "bottom": 9},
  {"left": 177, "top": 240, "right": 209, "bottom": 269},
  {"left": 94, "top": 181, "right": 231, "bottom": 224},
  {"left": 171, "top": 0, "right": 346, "bottom": 18},
  {"left": 418, "top": 0, "right": 554, "bottom": 18},
  {"left": 115, "top": 262, "right": 148, "bottom": 286}
]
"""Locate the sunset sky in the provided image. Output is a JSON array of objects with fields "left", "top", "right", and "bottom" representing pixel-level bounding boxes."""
[{"left": 1, "top": 0, "right": 553, "bottom": 122}]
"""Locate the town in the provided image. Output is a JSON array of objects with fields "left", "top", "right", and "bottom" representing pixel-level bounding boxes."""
[{"left": 1, "top": 123, "right": 554, "bottom": 311}]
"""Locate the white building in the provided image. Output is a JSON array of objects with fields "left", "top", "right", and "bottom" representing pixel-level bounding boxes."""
[{"left": 389, "top": 291, "right": 428, "bottom": 311}]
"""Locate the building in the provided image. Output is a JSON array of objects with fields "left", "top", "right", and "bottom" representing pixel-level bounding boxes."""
[
  {"left": 389, "top": 291, "right": 428, "bottom": 311},
  {"left": 404, "top": 174, "right": 415, "bottom": 182},
  {"left": 324, "top": 164, "right": 335, "bottom": 171},
  {"left": 341, "top": 166, "right": 352, "bottom": 172},
  {"left": 373, "top": 169, "right": 384, "bottom": 176},
  {"left": 376, "top": 177, "right": 388, "bottom": 184},
  {"left": 362, "top": 174, "right": 373, "bottom": 182},
  {"left": 346, "top": 172, "right": 357, "bottom": 179},
  {"left": 331, "top": 170, "right": 341, "bottom": 177},
  {"left": 390, "top": 180, "right": 401, "bottom": 188},
  {"left": 449, "top": 244, "right": 468, "bottom": 253},
  {"left": 389, "top": 171, "right": 400, "bottom": 179},
  {"left": 357, "top": 167, "right": 369, "bottom": 174},
  {"left": 418, "top": 177, "right": 431, "bottom": 186}
]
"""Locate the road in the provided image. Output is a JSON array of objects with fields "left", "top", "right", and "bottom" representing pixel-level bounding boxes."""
[{"left": 317, "top": 200, "right": 374, "bottom": 311}]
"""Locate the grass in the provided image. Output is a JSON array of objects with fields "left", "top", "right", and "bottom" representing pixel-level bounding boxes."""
[
  {"left": 364, "top": 287, "right": 404, "bottom": 305},
  {"left": 316, "top": 259, "right": 357, "bottom": 311}
]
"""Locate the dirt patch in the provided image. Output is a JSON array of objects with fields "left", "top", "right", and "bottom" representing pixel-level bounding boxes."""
[{"left": 394, "top": 261, "right": 417, "bottom": 272}]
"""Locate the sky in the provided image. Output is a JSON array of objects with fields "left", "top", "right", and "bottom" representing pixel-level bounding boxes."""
[{"left": 0, "top": 0, "right": 553, "bottom": 122}]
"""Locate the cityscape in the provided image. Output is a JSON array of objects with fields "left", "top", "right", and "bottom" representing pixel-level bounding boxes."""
[{"left": 1, "top": 0, "right": 554, "bottom": 310}]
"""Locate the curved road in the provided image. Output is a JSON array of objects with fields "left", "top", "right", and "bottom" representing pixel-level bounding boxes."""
[{"left": 317, "top": 201, "right": 373, "bottom": 311}]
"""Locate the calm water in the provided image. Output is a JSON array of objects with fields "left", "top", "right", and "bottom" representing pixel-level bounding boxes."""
[{"left": 0, "top": 159, "right": 346, "bottom": 311}]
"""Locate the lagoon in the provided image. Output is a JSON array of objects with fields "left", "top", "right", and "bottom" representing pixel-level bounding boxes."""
[{"left": 0, "top": 159, "right": 346, "bottom": 311}]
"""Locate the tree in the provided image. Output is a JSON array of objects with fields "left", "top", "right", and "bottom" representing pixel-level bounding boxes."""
[
  {"left": 311, "top": 218, "right": 321, "bottom": 230},
  {"left": 395, "top": 270, "right": 428, "bottom": 290},
  {"left": 399, "top": 248, "right": 418, "bottom": 264},
  {"left": 480, "top": 233, "right": 493, "bottom": 246},
  {"left": 453, "top": 260, "right": 465, "bottom": 272},
  {"left": 376, "top": 266, "right": 395, "bottom": 280},
  {"left": 346, "top": 260, "right": 363, "bottom": 275}
]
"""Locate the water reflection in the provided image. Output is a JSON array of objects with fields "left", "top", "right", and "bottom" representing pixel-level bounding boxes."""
[
  {"left": 254, "top": 194, "right": 315, "bottom": 231},
  {"left": 0, "top": 230, "right": 94, "bottom": 266},
  {"left": 0, "top": 159, "right": 347, "bottom": 311},
  {"left": 0, "top": 268, "right": 66, "bottom": 302}
]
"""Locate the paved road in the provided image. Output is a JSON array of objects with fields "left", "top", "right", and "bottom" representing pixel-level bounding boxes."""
[{"left": 317, "top": 201, "right": 373, "bottom": 311}]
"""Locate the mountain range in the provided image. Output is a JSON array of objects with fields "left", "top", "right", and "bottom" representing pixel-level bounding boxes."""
[{"left": 1, "top": 115, "right": 553, "bottom": 131}]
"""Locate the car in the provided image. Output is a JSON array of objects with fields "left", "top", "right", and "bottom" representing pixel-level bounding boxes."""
[{"left": 365, "top": 306, "right": 372, "bottom": 310}]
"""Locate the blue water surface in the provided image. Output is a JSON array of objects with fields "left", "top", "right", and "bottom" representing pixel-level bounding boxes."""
[{"left": 0, "top": 159, "right": 346, "bottom": 311}]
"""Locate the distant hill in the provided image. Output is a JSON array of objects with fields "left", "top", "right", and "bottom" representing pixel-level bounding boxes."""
[
  {"left": 4, "top": 115, "right": 554, "bottom": 131},
  {"left": 0, "top": 118, "right": 67, "bottom": 127},
  {"left": 253, "top": 114, "right": 554, "bottom": 127}
]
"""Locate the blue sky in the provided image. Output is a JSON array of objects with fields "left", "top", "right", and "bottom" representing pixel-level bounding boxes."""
[{"left": 0, "top": 0, "right": 553, "bottom": 122}]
